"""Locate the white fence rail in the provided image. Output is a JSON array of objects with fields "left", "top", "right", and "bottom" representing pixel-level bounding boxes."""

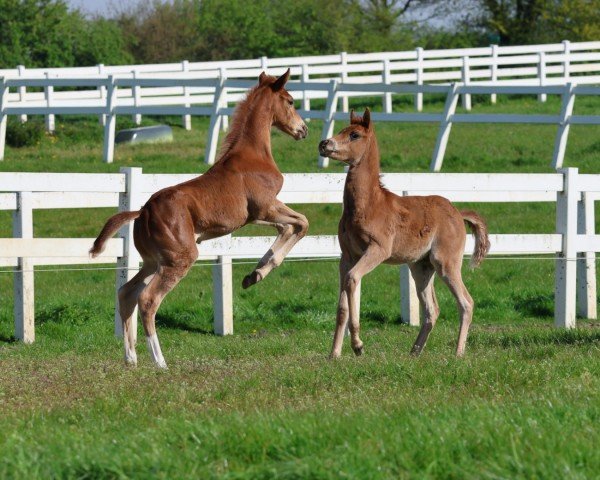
[{"left": 1, "top": 168, "right": 597, "bottom": 343}]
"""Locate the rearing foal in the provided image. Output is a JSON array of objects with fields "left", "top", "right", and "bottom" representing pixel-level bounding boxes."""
[
  {"left": 319, "top": 109, "right": 490, "bottom": 359},
  {"left": 90, "top": 69, "right": 309, "bottom": 368}
]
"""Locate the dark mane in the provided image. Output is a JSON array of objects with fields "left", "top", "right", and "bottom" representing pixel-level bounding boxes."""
[{"left": 216, "top": 83, "right": 264, "bottom": 161}]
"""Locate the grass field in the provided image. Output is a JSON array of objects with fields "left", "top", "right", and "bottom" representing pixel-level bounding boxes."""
[{"left": 0, "top": 93, "right": 599, "bottom": 479}]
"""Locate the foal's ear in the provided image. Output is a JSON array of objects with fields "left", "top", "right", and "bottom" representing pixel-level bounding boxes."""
[
  {"left": 350, "top": 109, "right": 361, "bottom": 125},
  {"left": 259, "top": 71, "right": 268, "bottom": 85},
  {"left": 362, "top": 108, "right": 371, "bottom": 129},
  {"left": 272, "top": 68, "right": 290, "bottom": 91}
]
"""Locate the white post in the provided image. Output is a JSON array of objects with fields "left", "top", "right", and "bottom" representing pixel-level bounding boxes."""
[
  {"left": 430, "top": 83, "right": 460, "bottom": 172},
  {"left": 219, "top": 67, "right": 229, "bottom": 132},
  {"left": 132, "top": 70, "right": 141, "bottom": 125},
  {"left": 44, "top": 72, "right": 55, "bottom": 132},
  {"left": 260, "top": 56, "right": 268, "bottom": 72},
  {"left": 103, "top": 75, "right": 118, "bottom": 163},
  {"left": 555, "top": 168, "right": 578, "bottom": 329},
  {"left": 318, "top": 79, "right": 339, "bottom": 168},
  {"left": 17, "top": 65, "right": 27, "bottom": 123},
  {"left": 204, "top": 77, "right": 226, "bottom": 165},
  {"left": 415, "top": 47, "right": 423, "bottom": 111},
  {"left": 552, "top": 83, "right": 575, "bottom": 170},
  {"left": 461, "top": 56, "right": 471, "bottom": 110},
  {"left": 577, "top": 192, "right": 597, "bottom": 319},
  {"left": 400, "top": 264, "right": 419, "bottom": 326},
  {"left": 114, "top": 167, "right": 143, "bottom": 337},
  {"left": 538, "top": 52, "right": 547, "bottom": 102},
  {"left": 213, "top": 254, "right": 233, "bottom": 335},
  {"left": 301, "top": 64, "right": 311, "bottom": 114},
  {"left": 340, "top": 51, "right": 349, "bottom": 112},
  {"left": 181, "top": 60, "right": 192, "bottom": 130},
  {"left": 562, "top": 40, "right": 571, "bottom": 80},
  {"left": 98, "top": 64, "right": 106, "bottom": 126},
  {"left": 383, "top": 59, "right": 392, "bottom": 114},
  {"left": 490, "top": 44, "right": 498, "bottom": 104},
  {"left": 13, "top": 192, "right": 35, "bottom": 343},
  {"left": 0, "top": 77, "right": 7, "bottom": 161}
]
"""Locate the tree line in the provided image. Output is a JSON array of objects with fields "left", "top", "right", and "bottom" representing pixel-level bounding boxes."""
[{"left": 0, "top": 0, "right": 598, "bottom": 69}]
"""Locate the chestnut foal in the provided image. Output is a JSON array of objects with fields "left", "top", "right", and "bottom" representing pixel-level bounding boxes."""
[
  {"left": 319, "top": 109, "right": 490, "bottom": 358},
  {"left": 91, "top": 69, "right": 309, "bottom": 368}
]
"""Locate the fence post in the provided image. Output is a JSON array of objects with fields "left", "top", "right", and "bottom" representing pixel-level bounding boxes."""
[
  {"left": 430, "top": 83, "right": 459, "bottom": 172},
  {"left": 219, "top": 67, "right": 229, "bottom": 132},
  {"left": 552, "top": 83, "right": 575, "bottom": 170},
  {"left": 301, "top": 64, "right": 311, "bottom": 114},
  {"left": 260, "top": 56, "right": 268, "bottom": 72},
  {"left": 13, "top": 191, "right": 34, "bottom": 343},
  {"left": 181, "top": 60, "right": 192, "bottom": 130},
  {"left": 44, "top": 72, "right": 55, "bottom": 133},
  {"left": 415, "top": 47, "right": 423, "bottom": 112},
  {"left": 132, "top": 70, "right": 141, "bottom": 125},
  {"left": 97, "top": 64, "right": 106, "bottom": 126},
  {"left": 490, "top": 44, "right": 498, "bottom": 104},
  {"left": 0, "top": 77, "right": 7, "bottom": 161},
  {"left": 103, "top": 75, "right": 118, "bottom": 163},
  {"left": 340, "top": 51, "right": 349, "bottom": 112},
  {"left": 213, "top": 254, "right": 233, "bottom": 335},
  {"left": 383, "top": 59, "right": 392, "bottom": 114},
  {"left": 461, "top": 56, "right": 471, "bottom": 110},
  {"left": 318, "top": 79, "right": 339, "bottom": 168},
  {"left": 555, "top": 167, "right": 578, "bottom": 329},
  {"left": 114, "top": 167, "right": 143, "bottom": 337},
  {"left": 204, "top": 76, "right": 226, "bottom": 165},
  {"left": 562, "top": 40, "right": 571, "bottom": 80},
  {"left": 577, "top": 192, "right": 597, "bottom": 319},
  {"left": 400, "top": 263, "right": 419, "bottom": 326},
  {"left": 17, "top": 65, "right": 27, "bottom": 123},
  {"left": 538, "top": 52, "right": 547, "bottom": 102}
]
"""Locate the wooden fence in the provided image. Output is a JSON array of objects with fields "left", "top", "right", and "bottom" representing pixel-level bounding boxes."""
[{"left": 0, "top": 168, "right": 597, "bottom": 344}]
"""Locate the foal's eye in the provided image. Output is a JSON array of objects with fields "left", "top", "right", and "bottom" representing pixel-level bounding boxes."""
[
  {"left": 349, "top": 131, "right": 360, "bottom": 140},
  {"left": 287, "top": 99, "right": 294, "bottom": 106}
]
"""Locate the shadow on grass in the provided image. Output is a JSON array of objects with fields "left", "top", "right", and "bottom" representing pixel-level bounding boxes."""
[
  {"left": 156, "top": 310, "right": 213, "bottom": 335},
  {"left": 362, "top": 310, "right": 404, "bottom": 325},
  {"left": 470, "top": 327, "right": 600, "bottom": 349},
  {"left": 512, "top": 292, "right": 554, "bottom": 318},
  {"left": 0, "top": 333, "right": 17, "bottom": 344}
]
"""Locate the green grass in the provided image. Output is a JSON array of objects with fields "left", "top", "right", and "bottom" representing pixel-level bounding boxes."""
[{"left": 0, "top": 94, "right": 599, "bottom": 479}]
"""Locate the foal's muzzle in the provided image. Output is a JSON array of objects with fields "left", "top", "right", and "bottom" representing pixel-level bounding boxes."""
[
  {"left": 319, "top": 139, "right": 334, "bottom": 156},
  {"left": 295, "top": 123, "right": 308, "bottom": 140}
]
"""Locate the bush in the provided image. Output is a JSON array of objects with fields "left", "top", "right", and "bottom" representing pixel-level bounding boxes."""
[{"left": 6, "top": 120, "right": 45, "bottom": 148}]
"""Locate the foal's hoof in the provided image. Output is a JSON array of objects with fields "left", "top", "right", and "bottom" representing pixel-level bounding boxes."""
[
  {"left": 352, "top": 344, "right": 364, "bottom": 356},
  {"left": 242, "top": 271, "right": 262, "bottom": 289}
]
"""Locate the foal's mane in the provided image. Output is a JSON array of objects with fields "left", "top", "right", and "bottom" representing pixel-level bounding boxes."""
[{"left": 216, "top": 83, "right": 264, "bottom": 161}]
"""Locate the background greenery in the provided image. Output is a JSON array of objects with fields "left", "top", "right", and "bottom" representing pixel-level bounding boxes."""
[
  {"left": 0, "top": 92, "right": 599, "bottom": 478},
  {"left": 1, "top": 0, "right": 600, "bottom": 69}
]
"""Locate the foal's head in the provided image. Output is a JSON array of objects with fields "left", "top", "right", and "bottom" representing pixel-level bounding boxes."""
[
  {"left": 318, "top": 109, "right": 373, "bottom": 166},
  {"left": 258, "top": 68, "right": 308, "bottom": 140}
]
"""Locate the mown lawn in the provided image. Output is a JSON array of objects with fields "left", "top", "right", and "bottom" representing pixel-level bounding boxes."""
[{"left": 0, "top": 93, "right": 599, "bottom": 479}]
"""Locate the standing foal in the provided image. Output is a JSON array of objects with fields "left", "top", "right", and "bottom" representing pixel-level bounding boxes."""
[
  {"left": 319, "top": 109, "right": 490, "bottom": 358},
  {"left": 91, "top": 69, "right": 309, "bottom": 368}
]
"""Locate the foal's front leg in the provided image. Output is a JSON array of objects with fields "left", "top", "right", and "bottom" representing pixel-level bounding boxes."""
[
  {"left": 242, "top": 201, "right": 308, "bottom": 288},
  {"left": 334, "top": 245, "right": 387, "bottom": 357}
]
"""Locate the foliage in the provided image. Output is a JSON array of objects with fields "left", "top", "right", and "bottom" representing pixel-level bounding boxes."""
[
  {"left": 5, "top": 119, "right": 45, "bottom": 148},
  {"left": 474, "top": 0, "right": 600, "bottom": 45}
]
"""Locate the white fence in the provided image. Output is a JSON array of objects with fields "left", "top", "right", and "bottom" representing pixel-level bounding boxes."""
[
  {"left": 1, "top": 168, "right": 597, "bottom": 343},
  {"left": 2, "top": 76, "right": 600, "bottom": 170},
  {"left": 1, "top": 40, "right": 600, "bottom": 167}
]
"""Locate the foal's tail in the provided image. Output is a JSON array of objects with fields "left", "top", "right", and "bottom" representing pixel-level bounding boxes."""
[
  {"left": 89, "top": 211, "right": 141, "bottom": 258},
  {"left": 461, "top": 210, "right": 490, "bottom": 268}
]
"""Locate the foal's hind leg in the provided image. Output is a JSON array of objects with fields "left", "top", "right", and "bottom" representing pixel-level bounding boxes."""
[
  {"left": 409, "top": 259, "right": 439, "bottom": 356},
  {"left": 117, "top": 262, "right": 156, "bottom": 366},
  {"left": 138, "top": 259, "right": 195, "bottom": 368},
  {"left": 434, "top": 260, "right": 474, "bottom": 357}
]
